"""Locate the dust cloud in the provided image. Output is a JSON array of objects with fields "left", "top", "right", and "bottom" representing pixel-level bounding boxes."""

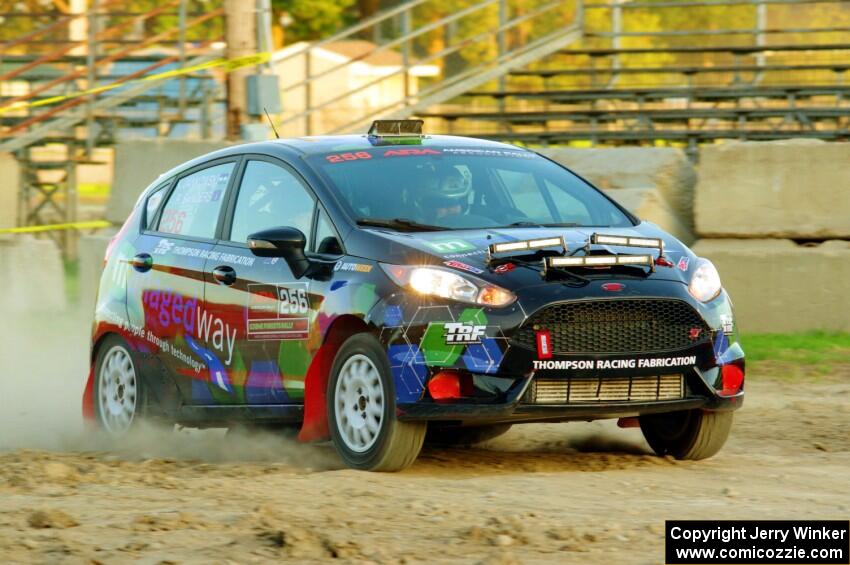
[{"left": 0, "top": 306, "right": 338, "bottom": 469}]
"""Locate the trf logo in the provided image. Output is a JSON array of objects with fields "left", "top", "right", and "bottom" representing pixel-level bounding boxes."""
[{"left": 444, "top": 322, "right": 486, "bottom": 344}]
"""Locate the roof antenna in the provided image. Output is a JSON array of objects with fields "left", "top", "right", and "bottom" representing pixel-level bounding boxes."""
[{"left": 264, "top": 107, "right": 280, "bottom": 139}]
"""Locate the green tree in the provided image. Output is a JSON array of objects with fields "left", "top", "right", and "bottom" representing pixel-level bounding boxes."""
[{"left": 271, "top": 0, "right": 357, "bottom": 43}]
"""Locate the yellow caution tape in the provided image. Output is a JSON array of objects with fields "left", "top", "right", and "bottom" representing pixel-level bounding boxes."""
[
  {"left": 0, "top": 220, "right": 112, "bottom": 234},
  {"left": 0, "top": 52, "right": 272, "bottom": 116}
]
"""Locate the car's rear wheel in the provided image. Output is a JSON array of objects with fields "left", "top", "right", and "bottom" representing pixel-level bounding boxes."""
[
  {"left": 327, "top": 334, "right": 425, "bottom": 471},
  {"left": 94, "top": 335, "right": 145, "bottom": 435},
  {"left": 426, "top": 424, "right": 513, "bottom": 447},
  {"left": 640, "top": 409, "right": 733, "bottom": 460}
]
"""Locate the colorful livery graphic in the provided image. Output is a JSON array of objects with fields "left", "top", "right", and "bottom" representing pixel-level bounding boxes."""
[{"left": 85, "top": 120, "right": 744, "bottom": 471}]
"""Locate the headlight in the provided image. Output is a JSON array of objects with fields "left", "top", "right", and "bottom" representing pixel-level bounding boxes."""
[
  {"left": 380, "top": 264, "right": 516, "bottom": 307},
  {"left": 688, "top": 258, "right": 722, "bottom": 302}
]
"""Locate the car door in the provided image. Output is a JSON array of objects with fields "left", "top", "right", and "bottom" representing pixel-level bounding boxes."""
[
  {"left": 197, "top": 156, "right": 320, "bottom": 406},
  {"left": 126, "top": 159, "right": 238, "bottom": 408}
]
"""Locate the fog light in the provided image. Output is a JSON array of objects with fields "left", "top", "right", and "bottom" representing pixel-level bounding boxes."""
[
  {"left": 428, "top": 371, "right": 461, "bottom": 400},
  {"left": 720, "top": 363, "right": 745, "bottom": 396}
]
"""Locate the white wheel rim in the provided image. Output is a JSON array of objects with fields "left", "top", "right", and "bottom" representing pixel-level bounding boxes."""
[
  {"left": 334, "top": 354, "right": 384, "bottom": 453},
  {"left": 98, "top": 345, "right": 138, "bottom": 435}
]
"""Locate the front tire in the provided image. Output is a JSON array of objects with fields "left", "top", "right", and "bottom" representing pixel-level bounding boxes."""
[
  {"left": 640, "top": 409, "right": 733, "bottom": 460},
  {"left": 94, "top": 335, "right": 145, "bottom": 436},
  {"left": 327, "top": 334, "right": 425, "bottom": 471}
]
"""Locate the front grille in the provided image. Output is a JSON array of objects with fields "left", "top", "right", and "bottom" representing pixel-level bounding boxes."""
[
  {"left": 524, "top": 374, "right": 684, "bottom": 404},
  {"left": 513, "top": 299, "right": 710, "bottom": 354}
]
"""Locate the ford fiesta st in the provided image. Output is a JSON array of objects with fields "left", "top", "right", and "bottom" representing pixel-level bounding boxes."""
[{"left": 84, "top": 120, "right": 744, "bottom": 471}]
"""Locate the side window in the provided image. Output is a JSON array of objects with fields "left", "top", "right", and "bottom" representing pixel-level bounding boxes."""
[
  {"left": 229, "top": 160, "right": 315, "bottom": 244},
  {"left": 495, "top": 169, "right": 555, "bottom": 223},
  {"left": 157, "top": 162, "right": 233, "bottom": 238},
  {"left": 144, "top": 183, "right": 169, "bottom": 229}
]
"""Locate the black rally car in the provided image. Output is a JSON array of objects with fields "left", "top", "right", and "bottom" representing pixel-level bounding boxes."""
[{"left": 85, "top": 120, "right": 744, "bottom": 471}]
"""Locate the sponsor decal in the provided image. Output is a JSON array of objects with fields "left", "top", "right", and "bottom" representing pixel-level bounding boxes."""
[
  {"left": 536, "top": 330, "right": 552, "bottom": 359},
  {"left": 494, "top": 262, "right": 515, "bottom": 274},
  {"left": 444, "top": 249, "right": 487, "bottom": 259},
  {"left": 601, "top": 282, "right": 625, "bottom": 292},
  {"left": 443, "top": 322, "right": 486, "bottom": 345},
  {"left": 152, "top": 239, "right": 175, "bottom": 255},
  {"left": 150, "top": 239, "right": 255, "bottom": 266},
  {"left": 720, "top": 314, "right": 734, "bottom": 335},
  {"left": 383, "top": 148, "right": 441, "bottom": 157},
  {"left": 533, "top": 355, "right": 697, "bottom": 371},
  {"left": 443, "top": 260, "right": 484, "bottom": 275},
  {"left": 334, "top": 261, "right": 373, "bottom": 273},
  {"left": 247, "top": 282, "right": 310, "bottom": 340},
  {"left": 425, "top": 239, "right": 475, "bottom": 254},
  {"left": 441, "top": 148, "right": 534, "bottom": 159},
  {"left": 677, "top": 256, "right": 690, "bottom": 271}
]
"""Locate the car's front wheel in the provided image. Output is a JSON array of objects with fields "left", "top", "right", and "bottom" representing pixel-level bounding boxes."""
[
  {"left": 640, "top": 409, "right": 733, "bottom": 460},
  {"left": 327, "top": 334, "right": 425, "bottom": 471},
  {"left": 94, "top": 335, "right": 145, "bottom": 435}
]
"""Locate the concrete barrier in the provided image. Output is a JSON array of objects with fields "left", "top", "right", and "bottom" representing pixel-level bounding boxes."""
[
  {"left": 106, "top": 139, "right": 230, "bottom": 224},
  {"left": 0, "top": 236, "right": 66, "bottom": 313},
  {"left": 695, "top": 139, "right": 850, "bottom": 239},
  {"left": 601, "top": 187, "right": 695, "bottom": 244},
  {"left": 0, "top": 153, "right": 19, "bottom": 230},
  {"left": 540, "top": 147, "right": 696, "bottom": 227},
  {"left": 692, "top": 238, "right": 850, "bottom": 333}
]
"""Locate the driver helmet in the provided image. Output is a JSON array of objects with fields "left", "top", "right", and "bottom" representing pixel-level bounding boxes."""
[{"left": 415, "top": 165, "right": 471, "bottom": 219}]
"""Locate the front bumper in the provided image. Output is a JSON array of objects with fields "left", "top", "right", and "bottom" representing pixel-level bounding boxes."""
[{"left": 397, "top": 368, "right": 744, "bottom": 425}]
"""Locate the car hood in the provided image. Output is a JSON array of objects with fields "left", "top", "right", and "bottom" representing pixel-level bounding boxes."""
[{"left": 347, "top": 221, "right": 697, "bottom": 286}]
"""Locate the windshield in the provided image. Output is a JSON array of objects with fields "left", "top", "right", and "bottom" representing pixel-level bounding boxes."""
[{"left": 308, "top": 146, "right": 634, "bottom": 230}]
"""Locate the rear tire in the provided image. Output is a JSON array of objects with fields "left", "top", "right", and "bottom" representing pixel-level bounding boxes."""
[
  {"left": 640, "top": 409, "right": 733, "bottom": 460},
  {"left": 327, "top": 334, "right": 426, "bottom": 471},
  {"left": 94, "top": 335, "right": 146, "bottom": 436},
  {"left": 426, "top": 424, "right": 512, "bottom": 447}
]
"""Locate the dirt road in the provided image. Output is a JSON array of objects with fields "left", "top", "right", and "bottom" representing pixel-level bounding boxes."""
[{"left": 0, "top": 313, "right": 848, "bottom": 564}]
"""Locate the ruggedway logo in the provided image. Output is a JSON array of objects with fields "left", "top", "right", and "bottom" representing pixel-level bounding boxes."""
[{"left": 443, "top": 322, "right": 486, "bottom": 344}]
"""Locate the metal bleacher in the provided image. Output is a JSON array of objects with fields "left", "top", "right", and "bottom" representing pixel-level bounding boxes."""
[
  {"left": 0, "top": 1, "right": 226, "bottom": 256},
  {"left": 418, "top": 0, "right": 850, "bottom": 154}
]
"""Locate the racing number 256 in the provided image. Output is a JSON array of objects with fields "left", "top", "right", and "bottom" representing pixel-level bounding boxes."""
[{"left": 279, "top": 287, "right": 309, "bottom": 315}]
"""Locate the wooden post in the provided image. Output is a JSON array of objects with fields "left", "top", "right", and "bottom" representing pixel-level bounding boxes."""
[{"left": 225, "top": 0, "right": 257, "bottom": 140}]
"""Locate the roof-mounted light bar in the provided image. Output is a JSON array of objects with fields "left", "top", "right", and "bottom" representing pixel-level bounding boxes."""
[
  {"left": 544, "top": 254, "right": 655, "bottom": 273},
  {"left": 368, "top": 119, "right": 424, "bottom": 137},
  {"left": 590, "top": 233, "right": 663, "bottom": 249},
  {"left": 487, "top": 237, "right": 566, "bottom": 261}
]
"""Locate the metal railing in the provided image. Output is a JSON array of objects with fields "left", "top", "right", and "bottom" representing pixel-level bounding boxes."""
[{"left": 271, "top": 0, "right": 584, "bottom": 136}]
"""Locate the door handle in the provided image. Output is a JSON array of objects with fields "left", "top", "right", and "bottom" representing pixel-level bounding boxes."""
[
  {"left": 131, "top": 253, "right": 153, "bottom": 273},
  {"left": 212, "top": 265, "right": 237, "bottom": 286}
]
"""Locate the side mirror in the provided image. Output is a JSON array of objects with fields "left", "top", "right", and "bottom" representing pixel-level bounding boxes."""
[{"left": 247, "top": 227, "right": 311, "bottom": 278}]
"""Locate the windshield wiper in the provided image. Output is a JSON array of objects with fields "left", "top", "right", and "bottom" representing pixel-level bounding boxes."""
[
  {"left": 356, "top": 217, "right": 450, "bottom": 232},
  {"left": 504, "top": 221, "right": 582, "bottom": 228}
]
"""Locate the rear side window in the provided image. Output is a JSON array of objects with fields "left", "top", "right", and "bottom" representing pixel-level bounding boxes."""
[
  {"left": 229, "top": 160, "right": 315, "bottom": 244},
  {"left": 157, "top": 162, "right": 234, "bottom": 238},
  {"left": 144, "top": 183, "right": 168, "bottom": 229}
]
